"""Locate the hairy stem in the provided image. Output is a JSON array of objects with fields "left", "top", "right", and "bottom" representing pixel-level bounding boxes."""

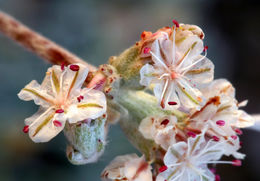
[{"left": 0, "top": 11, "right": 96, "bottom": 72}]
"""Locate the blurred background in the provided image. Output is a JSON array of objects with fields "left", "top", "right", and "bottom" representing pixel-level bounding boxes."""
[{"left": 0, "top": 0, "right": 259, "bottom": 180}]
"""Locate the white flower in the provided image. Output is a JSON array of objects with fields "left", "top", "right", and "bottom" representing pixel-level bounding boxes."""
[
  {"left": 188, "top": 79, "right": 254, "bottom": 158},
  {"left": 139, "top": 115, "right": 181, "bottom": 150},
  {"left": 18, "top": 63, "right": 107, "bottom": 143},
  {"left": 140, "top": 24, "right": 214, "bottom": 111},
  {"left": 101, "top": 154, "right": 153, "bottom": 181},
  {"left": 156, "top": 130, "right": 239, "bottom": 181}
]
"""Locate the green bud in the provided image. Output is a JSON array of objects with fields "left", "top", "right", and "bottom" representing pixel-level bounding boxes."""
[{"left": 64, "top": 116, "right": 107, "bottom": 165}]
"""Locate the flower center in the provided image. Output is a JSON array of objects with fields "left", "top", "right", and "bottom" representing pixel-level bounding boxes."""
[{"left": 170, "top": 71, "right": 178, "bottom": 79}]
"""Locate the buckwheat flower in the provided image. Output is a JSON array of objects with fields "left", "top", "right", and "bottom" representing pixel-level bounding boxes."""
[
  {"left": 156, "top": 130, "right": 239, "bottom": 181},
  {"left": 101, "top": 154, "right": 153, "bottom": 181},
  {"left": 18, "top": 63, "right": 107, "bottom": 143},
  {"left": 140, "top": 22, "right": 214, "bottom": 110},
  {"left": 139, "top": 115, "right": 183, "bottom": 150},
  {"left": 188, "top": 79, "right": 254, "bottom": 158}
]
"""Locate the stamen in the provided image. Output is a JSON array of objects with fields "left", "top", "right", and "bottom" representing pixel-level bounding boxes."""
[
  {"left": 212, "top": 136, "right": 220, "bottom": 142},
  {"left": 210, "top": 168, "right": 216, "bottom": 174},
  {"left": 232, "top": 160, "right": 242, "bottom": 166},
  {"left": 172, "top": 19, "right": 179, "bottom": 28},
  {"left": 203, "top": 45, "right": 208, "bottom": 52},
  {"left": 143, "top": 47, "right": 151, "bottom": 54},
  {"left": 77, "top": 95, "right": 84, "bottom": 102},
  {"left": 150, "top": 51, "right": 170, "bottom": 71},
  {"left": 216, "top": 120, "right": 225, "bottom": 126},
  {"left": 69, "top": 64, "right": 80, "bottom": 71},
  {"left": 215, "top": 174, "right": 221, "bottom": 181},
  {"left": 61, "top": 62, "right": 65, "bottom": 71},
  {"left": 187, "top": 131, "right": 196, "bottom": 138},
  {"left": 234, "top": 128, "right": 243, "bottom": 135},
  {"left": 55, "top": 109, "right": 64, "bottom": 113},
  {"left": 159, "top": 165, "right": 168, "bottom": 173},
  {"left": 168, "top": 101, "right": 177, "bottom": 105},
  {"left": 23, "top": 125, "right": 29, "bottom": 133},
  {"left": 231, "top": 135, "right": 237, "bottom": 140},
  {"left": 53, "top": 120, "right": 62, "bottom": 127},
  {"left": 161, "top": 119, "right": 170, "bottom": 126}
]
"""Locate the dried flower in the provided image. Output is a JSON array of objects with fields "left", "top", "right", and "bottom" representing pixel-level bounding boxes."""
[{"left": 18, "top": 63, "right": 106, "bottom": 142}]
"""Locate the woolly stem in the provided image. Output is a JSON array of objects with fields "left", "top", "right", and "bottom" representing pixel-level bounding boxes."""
[{"left": 0, "top": 11, "right": 96, "bottom": 72}]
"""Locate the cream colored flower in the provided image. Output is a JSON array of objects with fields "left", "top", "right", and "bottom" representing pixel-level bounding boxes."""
[
  {"left": 18, "top": 63, "right": 106, "bottom": 143},
  {"left": 156, "top": 129, "right": 240, "bottom": 181},
  {"left": 101, "top": 154, "right": 153, "bottom": 181},
  {"left": 188, "top": 79, "right": 254, "bottom": 158},
  {"left": 140, "top": 24, "right": 214, "bottom": 111},
  {"left": 139, "top": 115, "right": 179, "bottom": 150}
]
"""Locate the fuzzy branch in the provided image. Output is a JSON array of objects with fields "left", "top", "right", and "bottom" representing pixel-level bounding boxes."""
[{"left": 0, "top": 11, "right": 96, "bottom": 72}]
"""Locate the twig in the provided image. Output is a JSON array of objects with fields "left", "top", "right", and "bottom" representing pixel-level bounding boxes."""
[{"left": 0, "top": 11, "right": 96, "bottom": 72}]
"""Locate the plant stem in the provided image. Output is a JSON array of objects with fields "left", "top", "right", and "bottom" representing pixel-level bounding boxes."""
[{"left": 0, "top": 11, "right": 96, "bottom": 72}]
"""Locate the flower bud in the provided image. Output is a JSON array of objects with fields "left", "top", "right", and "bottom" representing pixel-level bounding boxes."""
[{"left": 64, "top": 116, "right": 107, "bottom": 165}]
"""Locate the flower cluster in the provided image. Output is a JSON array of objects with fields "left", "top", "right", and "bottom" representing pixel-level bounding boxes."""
[
  {"left": 102, "top": 20, "right": 254, "bottom": 181},
  {"left": 17, "top": 19, "right": 255, "bottom": 181}
]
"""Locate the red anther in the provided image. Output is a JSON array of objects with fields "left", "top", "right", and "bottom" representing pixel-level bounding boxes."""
[
  {"left": 215, "top": 174, "right": 221, "bottom": 181},
  {"left": 168, "top": 101, "right": 177, "bottom": 105},
  {"left": 159, "top": 165, "right": 168, "bottom": 173},
  {"left": 61, "top": 62, "right": 65, "bottom": 71},
  {"left": 69, "top": 64, "right": 80, "bottom": 71},
  {"left": 235, "top": 128, "right": 243, "bottom": 135},
  {"left": 172, "top": 19, "right": 179, "bottom": 28},
  {"left": 79, "top": 95, "right": 84, "bottom": 100},
  {"left": 231, "top": 135, "right": 237, "bottom": 140},
  {"left": 199, "top": 32, "right": 204, "bottom": 39},
  {"left": 216, "top": 120, "right": 225, "bottom": 126},
  {"left": 240, "top": 141, "right": 243, "bottom": 146},
  {"left": 210, "top": 168, "right": 216, "bottom": 174},
  {"left": 143, "top": 47, "right": 151, "bottom": 54},
  {"left": 187, "top": 131, "right": 196, "bottom": 138},
  {"left": 55, "top": 109, "right": 64, "bottom": 113},
  {"left": 77, "top": 97, "right": 81, "bottom": 102},
  {"left": 203, "top": 45, "right": 208, "bottom": 52},
  {"left": 23, "top": 125, "right": 29, "bottom": 133},
  {"left": 212, "top": 136, "right": 220, "bottom": 142},
  {"left": 161, "top": 119, "right": 170, "bottom": 126},
  {"left": 232, "top": 160, "right": 242, "bottom": 166},
  {"left": 53, "top": 120, "right": 62, "bottom": 127}
]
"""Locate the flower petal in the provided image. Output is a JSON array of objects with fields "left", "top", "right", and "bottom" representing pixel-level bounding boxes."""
[
  {"left": 66, "top": 88, "right": 106, "bottom": 123},
  {"left": 201, "top": 79, "right": 235, "bottom": 99},
  {"left": 27, "top": 107, "right": 66, "bottom": 143},
  {"left": 62, "top": 63, "right": 89, "bottom": 99},
  {"left": 150, "top": 33, "right": 171, "bottom": 70},
  {"left": 176, "top": 78, "right": 205, "bottom": 110},
  {"left": 185, "top": 56, "right": 214, "bottom": 85},
  {"left": 175, "top": 35, "right": 203, "bottom": 70},
  {"left": 164, "top": 142, "right": 187, "bottom": 166},
  {"left": 236, "top": 110, "right": 255, "bottom": 128},
  {"left": 18, "top": 80, "right": 55, "bottom": 108},
  {"left": 139, "top": 64, "right": 157, "bottom": 86}
]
